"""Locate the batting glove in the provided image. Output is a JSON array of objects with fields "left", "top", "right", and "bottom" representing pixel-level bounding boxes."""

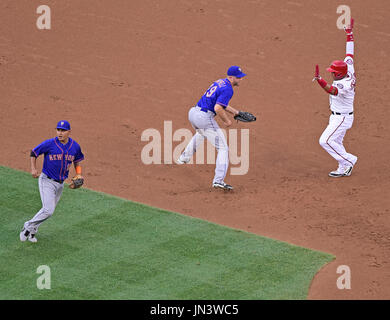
[{"left": 344, "top": 18, "right": 354, "bottom": 35}]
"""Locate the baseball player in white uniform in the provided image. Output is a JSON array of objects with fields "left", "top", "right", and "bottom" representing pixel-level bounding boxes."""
[{"left": 313, "top": 18, "right": 357, "bottom": 177}]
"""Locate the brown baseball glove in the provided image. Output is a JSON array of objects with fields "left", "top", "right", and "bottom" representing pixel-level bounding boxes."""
[{"left": 69, "top": 175, "right": 84, "bottom": 189}]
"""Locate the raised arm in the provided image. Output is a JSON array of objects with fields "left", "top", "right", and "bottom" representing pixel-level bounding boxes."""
[
  {"left": 312, "top": 19, "right": 355, "bottom": 96},
  {"left": 345, "top": 18, "right": 354, "bottom": 58},
  {"left": 313, "top": 65, "right": 338, "bottom": 96}
]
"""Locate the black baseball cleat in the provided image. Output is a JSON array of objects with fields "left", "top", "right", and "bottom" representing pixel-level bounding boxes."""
[{"left": 212, "top": 181, "right": 234, "bottom": 191}]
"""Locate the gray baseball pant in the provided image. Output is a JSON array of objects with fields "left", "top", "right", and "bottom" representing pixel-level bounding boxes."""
[
  {"left": 181, "top": 106, "right": 229, "bottom": 183},
  {"left": 24, "top": 173, "right": 64, "bottom": 234}
]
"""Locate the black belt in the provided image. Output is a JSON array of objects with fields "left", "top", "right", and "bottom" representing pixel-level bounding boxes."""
[
  {"left": 196, "top": 106, "right": 216, "bottom": 114},
  {"left": 332, "top": 111, "right": 353, "bottom": 115},
  {"left": 47, "top": 176, "right": 64, "bottom": 184},
  {"left": 196, "top": 106, "right": 213, "bottom": 113}
]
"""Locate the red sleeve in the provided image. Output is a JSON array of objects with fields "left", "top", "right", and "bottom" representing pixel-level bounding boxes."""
[{"left": 328, "top": 86, "right": 338, "bottom": 95}]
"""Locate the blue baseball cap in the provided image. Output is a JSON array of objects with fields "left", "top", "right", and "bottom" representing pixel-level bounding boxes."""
[
  {"left": 227, "top": 66, "right": 246, "bottom": 78},
  {"left": 56, "top": 120, "right": 71, "bottom": 131}
]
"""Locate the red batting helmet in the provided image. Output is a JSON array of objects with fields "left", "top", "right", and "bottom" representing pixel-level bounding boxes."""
[{"left": 326, "top": 60, "right": 348, "bottom": 78}]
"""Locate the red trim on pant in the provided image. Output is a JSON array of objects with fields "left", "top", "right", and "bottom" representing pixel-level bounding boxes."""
[{"left": 326, "top": 117, "right": 354, "bottom": 166}]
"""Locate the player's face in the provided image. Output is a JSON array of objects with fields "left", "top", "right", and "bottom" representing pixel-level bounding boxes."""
[
  {"left": 56, "top": 129, "right": 70, "bottom": 142},
  {"left": 233, "top": 77, "right": 243, "bottom": 87},
  {"left": 331, "top": 72, "right": 344, "bottom": 81}
]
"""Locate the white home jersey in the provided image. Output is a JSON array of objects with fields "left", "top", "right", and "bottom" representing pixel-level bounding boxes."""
[{"left": 329, "top": 56, "right": 356, "bottom": 113}]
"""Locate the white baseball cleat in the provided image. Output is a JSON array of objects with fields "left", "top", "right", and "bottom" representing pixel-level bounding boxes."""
[
  {"left": 19, "top": 228, "right": 30, "bottom": 242},
  {"left": 28, "top": 234, "right": 37, "bottom": 243},
  {"left": 176, "top": 155, "right": 190, "bottom": 164},
  {"left": 212, "top": 181, "right": 234, "bottom": 191},
  {"left": 343, "top": 166, "right": 354, "bottom": 176},
  {"left": 328, "top": 169, "right": 344, "bottom": 177},
  {"left": 329, "top": 166, "right": 354, "bottom": 177}
]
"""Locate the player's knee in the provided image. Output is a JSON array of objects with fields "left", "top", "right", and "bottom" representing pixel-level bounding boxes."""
[
  {"left": 319, "top": 136, "right": 328, "bottom": 148},
  {"left": 218, "top": 144, "right": 228, "bottom": 153},
  {"left": 42, "top": 206, "right": 55, "bottom": 217}
]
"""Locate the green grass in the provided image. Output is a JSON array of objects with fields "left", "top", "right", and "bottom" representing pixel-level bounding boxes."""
[{"left": 0, "top": 166, "right": 334, "bottom": 299}]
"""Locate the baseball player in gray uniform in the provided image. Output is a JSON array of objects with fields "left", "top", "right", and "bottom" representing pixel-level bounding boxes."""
[
  {"left": 20, "top": 120, "right": 84, "bottom": 243},
  {"left": 177, "top": 66, "right": 247, "bottom": 190}
]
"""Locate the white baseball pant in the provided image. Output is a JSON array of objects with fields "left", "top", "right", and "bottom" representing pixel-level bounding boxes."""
[{"left": 319, "top": 114, "right": 357, "bottom": 170}]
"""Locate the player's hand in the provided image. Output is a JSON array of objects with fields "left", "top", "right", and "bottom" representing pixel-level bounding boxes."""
[
  {"left": 312, "top": 65, "right": 321, "bottom": 82},
  {"left": 69, "top": 175, "right": 84, "bottom": 189},
  {"left": 344, "top": 17, "right": 354, "bottom": 34},
  {"left": 224, "top": 120, "right": 232, "bottom": 127},
  {"left": 31, "top": 169, "right": 39, "bottom": 178}
]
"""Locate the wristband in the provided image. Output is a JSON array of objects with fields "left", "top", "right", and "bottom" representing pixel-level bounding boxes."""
[
  {"left": 317, "top": 78, "right": 327, "bottom": 88},
  {"left": 327, "top": 86, "right": 338, "bottom": 95}
]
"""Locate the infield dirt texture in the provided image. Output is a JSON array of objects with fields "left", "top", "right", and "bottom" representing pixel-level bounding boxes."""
[{"left": 0, "top": 0, "right": 389, "bottom": 299}]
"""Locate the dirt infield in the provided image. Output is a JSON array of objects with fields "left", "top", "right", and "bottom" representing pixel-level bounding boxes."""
[{"left": 1, "top": 0, "right": 389, "bottom": 299}]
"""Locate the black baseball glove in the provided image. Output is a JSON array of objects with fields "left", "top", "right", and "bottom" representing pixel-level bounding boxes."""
[{"left": 234, "top": 111, "right": 256, "bottom": 122}]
